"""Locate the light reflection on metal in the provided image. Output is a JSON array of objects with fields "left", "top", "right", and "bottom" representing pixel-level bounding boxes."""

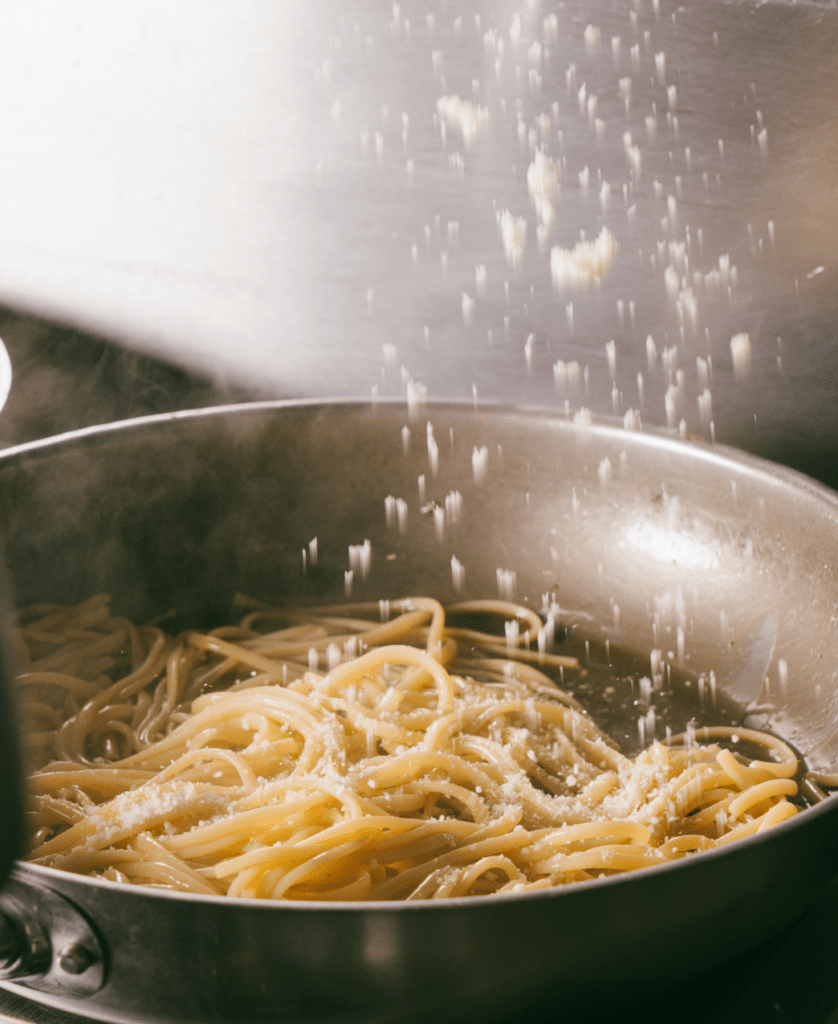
[
  {"left": 0, "top": 338, "right": 11, "bottom": 414},
  {"left": 623, "top": 520, "right": 720, "bottom": 570}
]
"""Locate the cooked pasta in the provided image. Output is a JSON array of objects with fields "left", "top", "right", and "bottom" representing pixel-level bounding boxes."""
[{"left": 17, "top": 594, "right": 801, "bottom": 901}]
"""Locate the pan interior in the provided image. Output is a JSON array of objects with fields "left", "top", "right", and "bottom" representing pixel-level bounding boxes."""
[
  {"left": 2, "top": 401, "right": 836, "bottom": 774},
  {"left": 4, "top": 401, "right": 838, "bottom": 1024}
]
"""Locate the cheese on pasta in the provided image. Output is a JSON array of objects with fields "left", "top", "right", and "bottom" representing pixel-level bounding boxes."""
[{"left": 18, "top": 594, "right": 799, "bottom": 901}]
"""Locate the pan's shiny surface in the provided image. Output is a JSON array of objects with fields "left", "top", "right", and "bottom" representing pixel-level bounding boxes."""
[{"left": 0, "top": 400, "right": 836, "bottom": 1023}]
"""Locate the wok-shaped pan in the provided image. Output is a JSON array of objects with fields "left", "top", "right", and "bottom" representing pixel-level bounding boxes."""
[{"left": 0, "top": 400, "right": 836, "bottom": 1024}]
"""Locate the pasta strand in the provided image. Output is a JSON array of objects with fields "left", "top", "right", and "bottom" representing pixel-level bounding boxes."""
[{"left": 20, "top": 597, "right": 806, "bottom": 902}]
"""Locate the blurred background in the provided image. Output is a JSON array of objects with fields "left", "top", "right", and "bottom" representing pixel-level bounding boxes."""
[{"left": 0, "top": 0, "right": 835, "bottom": 491}]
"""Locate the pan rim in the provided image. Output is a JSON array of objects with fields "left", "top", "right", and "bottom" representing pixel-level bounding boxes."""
[
  {"left": 7, "top": 398, "right": 838, "bottom": 913},
  {"left": 0, "top": 395, "right": 835, "bottom": 509}
]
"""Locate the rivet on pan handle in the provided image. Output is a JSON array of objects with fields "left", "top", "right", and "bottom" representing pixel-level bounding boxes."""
[{"left": 0, "top": 873, "right": 105, "bottom": 998}]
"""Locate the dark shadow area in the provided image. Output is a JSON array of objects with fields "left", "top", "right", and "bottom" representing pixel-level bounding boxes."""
[{"left": 0, "top": 307, "right": 259, "bottom": 449}]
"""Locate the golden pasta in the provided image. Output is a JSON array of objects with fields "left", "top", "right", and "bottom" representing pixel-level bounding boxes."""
[{"left": 17, "top": 594, "right": 801, "bottom": 901}]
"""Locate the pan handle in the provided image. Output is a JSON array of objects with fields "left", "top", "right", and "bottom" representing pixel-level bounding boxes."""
[{"left": 0, "top": 874, "right": 105, "bottom": 998}]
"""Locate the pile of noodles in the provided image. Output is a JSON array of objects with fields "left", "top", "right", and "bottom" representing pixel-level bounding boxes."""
[{"left": 16, "top": 594, "right": 800, "bottom": 901}]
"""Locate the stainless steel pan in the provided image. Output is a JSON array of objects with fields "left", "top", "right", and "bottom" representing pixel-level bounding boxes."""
[{"left": 0, "top": 400, "right": 836, "bottom": 1024}]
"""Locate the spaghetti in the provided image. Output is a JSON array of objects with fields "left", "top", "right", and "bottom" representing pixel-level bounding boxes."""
[{"left": 18, "top": 594, "right": 801, "bottom": 901}]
